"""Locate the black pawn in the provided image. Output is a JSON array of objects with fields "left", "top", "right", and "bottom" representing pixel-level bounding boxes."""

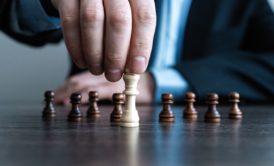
[
  {"left": 110, "top": 93, "right": 125, "bottom": 122},
  {"left": 183, "top": 92, "right": 198, "bottom": 120},
  {"left": 87, "top": 91, "right": 100, "bottom": 118},
  {"left": 68, "top": 93, "right": 83, "bottom": 121},
  {"left": 228, "top": 92, "right": 242, "bottom": 119},
  {"left": 42, "top": 91, "right": 56, "bottom": 118},
  {"left": 159, "top": 93, "right": 175, "bottom": 122},
  {"left": 204, "top": 93, "right": 221, "bottom": 123}
]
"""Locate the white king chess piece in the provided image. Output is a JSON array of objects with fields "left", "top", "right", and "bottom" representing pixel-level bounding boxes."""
[{"left": 120, "top": 73, "right": 140, "bottom": 127}]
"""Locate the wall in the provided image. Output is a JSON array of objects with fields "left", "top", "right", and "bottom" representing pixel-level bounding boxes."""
[{"left": 0, "top": 32, "right": 69, "bottom": 103}]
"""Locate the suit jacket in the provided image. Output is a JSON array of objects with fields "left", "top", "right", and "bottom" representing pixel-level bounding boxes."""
[
  {"left": 0, "top": 0, "right": 8, "bottom": 25},
  {"left": 0, "top": 0, "right": 273, "bottom": 103},
  {"left": 0, "top": 0, "right": 62, "bottom": 46},
  {"left": 179, "top": 0, "right": 274, "bottom": 103}
]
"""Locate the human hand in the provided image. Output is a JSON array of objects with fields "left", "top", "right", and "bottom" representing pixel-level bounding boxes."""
[
  {"left": 55, "top": 71, "right": 155, "bottom": 104},
  {"left": 51, "top": 0, "right": 156, "bottom": 82}
]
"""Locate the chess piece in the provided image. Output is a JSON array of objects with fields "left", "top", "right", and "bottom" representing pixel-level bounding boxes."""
[
  {"left": 42, "top": 90, "right": 56, "bottom": 118},
  {"left": 86, "top": 91, "right": 100, "bottom": 118},
  {"left": 68, "top": 93, "right": 83, "bottom": 121},
  {"left": 120, "top": 73, "right": 140, "bottom": 127},
  {"left": 110, "top": 93, "right": 125, "bottom": 122},
  {"left": 228, "top": 92, "right": 242, "bottom": 119},
  {"left": 183, "top": 92, "right": 198, "bottom": 120},
  {"left": 204, "top": 93, "right": 221, "bottom": 123},
  {"left": 159, "top": 93, "right": 175, "bottom": 122}
]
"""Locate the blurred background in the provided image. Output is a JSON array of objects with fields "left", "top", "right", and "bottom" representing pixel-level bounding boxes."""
[
  {"left": 0, "top": 0, "right": 274, "bottom": 103},
  {"left": 0, "top": 33, "right": 68, "bottom": 103}
]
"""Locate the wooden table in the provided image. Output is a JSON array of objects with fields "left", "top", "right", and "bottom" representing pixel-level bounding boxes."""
[{"left": 0, "top": 103, "right": 273, "bottom": 166}]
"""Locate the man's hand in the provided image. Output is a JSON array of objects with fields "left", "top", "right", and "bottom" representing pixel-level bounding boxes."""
[
  {"left": 51, "top": 0, "right": 156, "bottom": 82},
  {"left": 55, "top": 71, "right": 154, "bottom": 104}
]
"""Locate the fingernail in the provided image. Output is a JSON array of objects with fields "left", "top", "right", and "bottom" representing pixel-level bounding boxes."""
[
  {"left": 131, "top": 56, "right": 146, "bottom": 73},
  {"left": 107, "top": 69, "right": 122, "bottom": 82},
  {"left": 90, "top": 64, "right": 103, "bottom": 75}
]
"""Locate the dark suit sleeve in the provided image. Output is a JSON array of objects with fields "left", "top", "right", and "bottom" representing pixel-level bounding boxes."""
[
  {"left": 178, "top": 0, "right": 274, "bottom": 104},
  {"left": 0, "top": 0, "right": 62, "bottom": 46}
]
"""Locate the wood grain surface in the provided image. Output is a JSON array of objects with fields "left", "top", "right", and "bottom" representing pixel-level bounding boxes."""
[{"left": 0, "top": 103, "right": 273, "bottom": 166}]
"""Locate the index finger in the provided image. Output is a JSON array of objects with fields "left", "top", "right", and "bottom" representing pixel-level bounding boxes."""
[
  {"left": 58, "top": 0, "right": 86, "bottom": 68},
  {"left": 127, "top": 0, "right": 156, "bottom": 73}
]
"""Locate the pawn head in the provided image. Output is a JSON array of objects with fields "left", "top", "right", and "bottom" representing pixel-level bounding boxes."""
[
  {"left": 229, "top": 91, "right": 240, "bottom": 103},
  {"left": 89, "top": 91, "right": 99, "bottom": 101},
  {"left": 70, "top": 93, "right": 82, "bottom": 104},
  {"left": 185, "top": 92, "right": 196, "bottom": 102},
  {"left": 161, "top": 93, "right": 174, "bottom": 104},
  {"left": 44, "top": 90, "right": 54, "bottom": 99},
  {"left": 229, "top": 91, "right": 240, "bottom": 100},
  {"left": 112, "top": 93, "right": 125, "bottom": 103},
  {"left": 206, "top": 93, "right": 219, "bottom": 104}
]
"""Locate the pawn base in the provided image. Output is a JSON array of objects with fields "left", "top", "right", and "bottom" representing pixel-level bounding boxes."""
[
  {"left": 87, "top": 113, "right": 100, "bottom": 118},
  {"left": 68, "top": 118, "right": 83, "bottom": 122},
  {"left": 229, "top": 113, "right": 242, "bottom": 119},
  {"left": 159, "top": 113, "right": 175, "bottom": 122},
  {"left": 183, "top": 113, "right": 198, "bottom": 120},
  {"left": 110, "top": 116, "right": 122, "bottom": 122},
  {"left": 120, "top": 122, "right": 139, "bottom": 127},
  {"left": 68, "top": 113, "right": 83, "bottom": 122},
  {"left": 159, "top": 114, "right": 175, "bottom": 122},
  {"left": 204, "top": 117, "right": 221, "bottom": 123},
  {"left": 159, "top": 118, "right": 175, "bottom": 122},
  {"left": 42, "top": 112, "right": 56, "bottom": 118}
]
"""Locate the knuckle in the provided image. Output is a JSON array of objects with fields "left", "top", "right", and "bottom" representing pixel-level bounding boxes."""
[
  {"left": 136, "top": 7, "right": 156, "bottom": 24},
  {"left": 90, "top": 52, "right": 102, "bottom": 60},
  {"left": 109, "top": 8, "right": 131, "bottom": 29},
  {"left": 133, "top": 40, "right": 150, "bottom": 50},
  {"left": 81, "top": 8, "right": 104, "bottom": 24},
  {"left": 61, "top": 14, "right": 78, "bottom": 25},
  {"left": 106, "top": 53, "right": 123, "bottom": 64},
  {"left": 85, "top": 52, "right": 102, "bottom": 62},
  {"left": 68, "top": 77, "right": 80, "bottom": 87},
  {"left": 132, "top": 40, "right": 151, "bottom": 54}
]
